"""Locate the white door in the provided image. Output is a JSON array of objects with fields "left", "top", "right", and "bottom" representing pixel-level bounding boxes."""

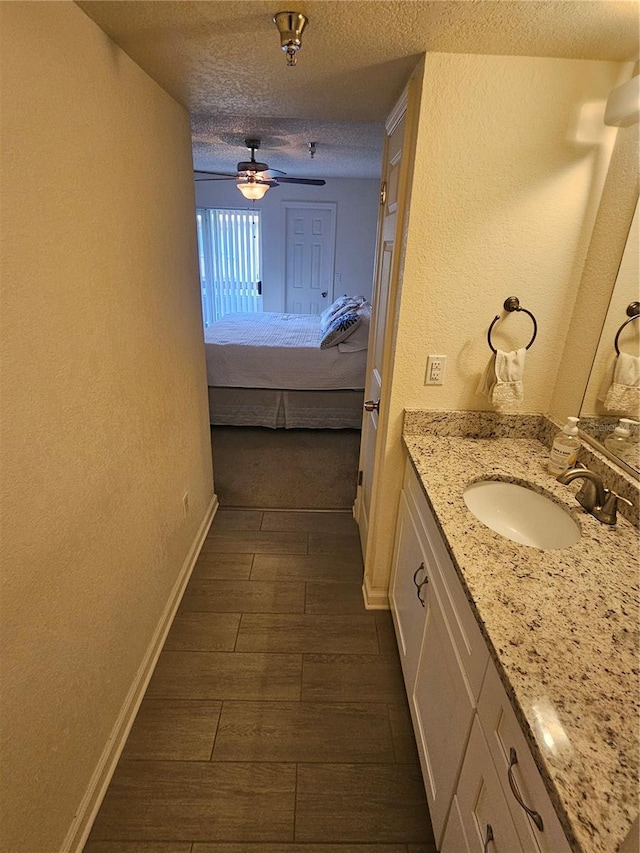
[
  {"left": 356, "top": 104, "right": 407, "bottom": 555},
  {"left": 283, "top": 202, "right": 336, "bottom": 314}
]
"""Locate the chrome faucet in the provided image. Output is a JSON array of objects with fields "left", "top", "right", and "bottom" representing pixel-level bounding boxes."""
[{"left": 556, "top": 462, "right": 632, "bottom": 525}]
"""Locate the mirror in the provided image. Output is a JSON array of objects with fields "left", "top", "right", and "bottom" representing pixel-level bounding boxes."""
[{"left": 580, "top": 199, "right": 639, "bottom": 476}]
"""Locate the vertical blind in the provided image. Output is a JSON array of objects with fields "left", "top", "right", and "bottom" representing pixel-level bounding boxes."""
[{"left": 196, "top": 208, "right": 262, "bottom": 326}]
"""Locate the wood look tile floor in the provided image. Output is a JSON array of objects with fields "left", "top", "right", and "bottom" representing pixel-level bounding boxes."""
[{"left": 85, "top": 510, "right": 436, "bottom": 853}]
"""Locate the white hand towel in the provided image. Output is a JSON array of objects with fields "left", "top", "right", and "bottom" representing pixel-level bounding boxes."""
[
  {"left": 476, "top": 348, "right": 526, "bottom": 409},
  {"left": 603, "top": 352, "right": 640, "bottom": 418}
]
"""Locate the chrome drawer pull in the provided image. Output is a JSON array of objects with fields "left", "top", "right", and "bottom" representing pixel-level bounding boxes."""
[
  {"left": 483, "top": 823, "right": 494, "bottom": 852},
  {"left": 508, "top": 747, "right": 544, "bottom": 832},
  {"left": 412, "top": 562, "right": 426, "bottom": 588}
]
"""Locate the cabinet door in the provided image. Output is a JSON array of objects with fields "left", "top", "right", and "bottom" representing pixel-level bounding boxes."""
[
  {"left": 390, "top": 491, "right": 428, "bottom": 690},
  {"left": 412, "top": 578, "right": 475, "bottom": 845},
  {"left": 442, "top": 718, "right": 525, "bottom": 853},
  {"left": 403, "top": 459, "right": 489, "bottom": 701}
]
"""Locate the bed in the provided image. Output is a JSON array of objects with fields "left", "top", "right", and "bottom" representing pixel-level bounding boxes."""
[{"left": 204, "top": 304, "right": 370, "bottom": 429}]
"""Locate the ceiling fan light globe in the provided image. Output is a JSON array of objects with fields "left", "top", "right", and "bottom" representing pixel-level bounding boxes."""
[{"left": 237, "top": 180, "right": 270, "bottom": 200}]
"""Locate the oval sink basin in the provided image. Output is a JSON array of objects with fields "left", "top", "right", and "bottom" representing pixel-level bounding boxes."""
[{"left": 463, "top": 480, "right": 580, "bottom": 550}]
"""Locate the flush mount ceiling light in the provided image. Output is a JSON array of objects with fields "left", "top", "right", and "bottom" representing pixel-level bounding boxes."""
[{"left": 273, "top": 11, "right": 308, "bottom": 67}]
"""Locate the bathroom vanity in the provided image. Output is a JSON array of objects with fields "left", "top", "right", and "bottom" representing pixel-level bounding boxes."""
[{"left": 390, "top": 411, "right": 638, "bottom": 853}]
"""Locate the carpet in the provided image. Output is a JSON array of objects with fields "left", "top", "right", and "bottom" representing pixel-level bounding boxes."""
[{"left": 210, "top": 426, "right": 361, "bottom": 509}]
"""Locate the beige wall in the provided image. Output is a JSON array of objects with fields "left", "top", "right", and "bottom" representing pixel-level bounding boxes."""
[
  {"left": 0, "top": 3, "right": 214, "bottom": 850},
  {"left": 366, "top": 52, "right": 629, "bottom": 597},
  {"left": 395, "top": 52, "right": 628, "bottom": 414}
]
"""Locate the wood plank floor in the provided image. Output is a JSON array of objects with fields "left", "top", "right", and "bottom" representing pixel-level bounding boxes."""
[{"left": 84, "top": 510, "right": 436, "bottom": 853}]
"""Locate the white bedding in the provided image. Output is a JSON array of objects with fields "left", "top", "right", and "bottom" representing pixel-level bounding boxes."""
[{"left": 204, "top": 312, "right": 367, "bottom": 390}]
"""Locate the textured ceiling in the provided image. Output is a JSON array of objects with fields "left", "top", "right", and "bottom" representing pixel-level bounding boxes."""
[{"left": 77, "top": 1, "right": 639, "bottom": 179}]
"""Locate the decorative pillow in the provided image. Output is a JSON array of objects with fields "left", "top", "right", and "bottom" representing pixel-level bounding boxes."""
[
  {"left": 338, "top": 304, "right": 371, "bottom": 352},
  {"left": 320, "top": 311, "right": 362, "bottom": 349},
  {"left": 320, "top": 294, "right": 368, "bottom": 332},
  {"left": 320, "top": 296, "right": 351, "bottom": 330}
]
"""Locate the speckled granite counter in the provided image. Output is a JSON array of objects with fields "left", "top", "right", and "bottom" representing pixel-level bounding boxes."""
[{"left": 403, "top": 411, "right": 639, "bottom": 853}]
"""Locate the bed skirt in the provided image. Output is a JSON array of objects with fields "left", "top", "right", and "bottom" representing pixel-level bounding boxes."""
[{"left": 208, "top": 387, "right": 364, "bottom": 429}]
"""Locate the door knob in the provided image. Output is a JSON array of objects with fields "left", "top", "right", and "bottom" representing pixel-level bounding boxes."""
[
  {"left": 321, "top": 291, "right": 328, "bottom": 297},
  {"left": 364, "top": 399, "right": 380, "bottom": 412}
]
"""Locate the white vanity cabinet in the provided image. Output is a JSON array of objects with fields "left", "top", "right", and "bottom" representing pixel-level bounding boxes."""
[
  {"left": 477, "top": 662, "right": 572, "bottom": 853},
  {"left": 390, "top": 458, "right": 572, "bottom": 853},
  {"left": 441, "top": 718, "right": 526, "bottom": 853}
]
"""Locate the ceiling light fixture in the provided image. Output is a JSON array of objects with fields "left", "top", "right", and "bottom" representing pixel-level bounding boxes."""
[
  {"left": 237, "top": 176, "right": 271, "bottom": 200},
  {"left": 273, "top": 11, "right": 308, "bottom": 67}
]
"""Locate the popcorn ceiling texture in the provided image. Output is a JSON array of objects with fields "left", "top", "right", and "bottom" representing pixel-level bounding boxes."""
[
  {"left": 402, "top": 412, "right": 639, "bottom": 853},
  {"left": 76, "top": 0, "right": 639, "bottom": 178}
]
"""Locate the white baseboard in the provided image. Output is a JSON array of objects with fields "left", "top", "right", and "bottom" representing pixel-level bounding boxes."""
[
  {"left": 62, "top": 493, "right": 218, "bottom": 853},
  {"left": 361, "top": 574, "right": 389, "bottom": 610}
]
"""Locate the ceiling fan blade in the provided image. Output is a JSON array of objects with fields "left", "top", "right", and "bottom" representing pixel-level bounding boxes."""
[
  {"left": 194, "top": 170, "right": 238, "bottom": 179},
  {"left": 194, "top": 175, "right": 238, "bottom": 182},
  {"left": 276, "top": 177, "right": 326, "bottom": 186}
]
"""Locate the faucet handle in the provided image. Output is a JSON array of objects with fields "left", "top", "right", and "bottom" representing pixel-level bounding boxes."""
[
  {"left": 574, "top": 478, "right": 601, "bottom": 513},
  {"left": 595, "top": 491, "right": 634, "bottom": 525}
]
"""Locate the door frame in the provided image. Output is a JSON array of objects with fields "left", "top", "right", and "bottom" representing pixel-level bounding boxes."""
[
  {"left": 355, "top": 67, "right": 423, "bottom": 609},
  {"left": 280, "top": 201, "right": 337, "bottom": 313}
]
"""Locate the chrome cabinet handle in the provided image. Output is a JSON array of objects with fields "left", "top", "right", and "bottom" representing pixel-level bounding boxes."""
[
  {"left": 508, "top": 747, "right": 544, "bottom": 832},
  {"left": 412, "top": 562, "right": 426, "bottom": 588},
  {"left": 363, "top": 399, "right": 380, "bottom": 412},
  {"left": 483, "top": 824, "right": 494, "bottom": 852},
  {"left": 416, "top": 576, "right": 428, "bottom": 606}
]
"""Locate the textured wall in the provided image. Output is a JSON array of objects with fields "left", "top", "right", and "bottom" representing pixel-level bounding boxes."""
[
  {"left": 366, "top": 52, "right": 628, "bottom": 598},
  {"left": 394, "top": 52, "right": 627, "bottom": 415},
  {"left": 0, "top": 4, "right": 213, "bottom": 850},
  {"left": 195, "top": 178, "right": 380, "bottom": 310}
]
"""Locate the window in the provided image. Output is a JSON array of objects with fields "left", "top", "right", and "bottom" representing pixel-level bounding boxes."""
[{"left": 195, "top": 208, "right": 263, "bottom": 326}]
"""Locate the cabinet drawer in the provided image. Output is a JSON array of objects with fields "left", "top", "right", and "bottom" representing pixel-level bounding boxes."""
[
  {"left": 441, "top": 717, "right": 525, "bottom": 853},
  {"left": 389, "top": 491, "right": 428, "bottom": 689},
  {"left": 478, "top": 661, "right": 572, "bottom": 853},
  {"left": 404, "top": 459, "right": 489, "bottom": 700}
]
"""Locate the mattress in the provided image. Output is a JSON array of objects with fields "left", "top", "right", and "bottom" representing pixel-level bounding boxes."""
[{"left": 204, "top": 312, "right": 367, "bottom": 391}]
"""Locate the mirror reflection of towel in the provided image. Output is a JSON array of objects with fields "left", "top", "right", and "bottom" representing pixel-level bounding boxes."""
[
  {"left": 476, "top": 348, "right": 526, "bottom": 409},
  {"left": 600, "top": 352, "right": 640, "bottom": 418}
]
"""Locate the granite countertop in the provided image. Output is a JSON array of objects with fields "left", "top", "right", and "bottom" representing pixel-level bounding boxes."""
[{"left": 402, "top": 412, "right": 639, "bottom": 853}]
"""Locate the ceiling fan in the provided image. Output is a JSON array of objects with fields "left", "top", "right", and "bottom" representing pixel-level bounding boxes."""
[{"left": 194, "top": 138, "right": 326, "bottom": 200}]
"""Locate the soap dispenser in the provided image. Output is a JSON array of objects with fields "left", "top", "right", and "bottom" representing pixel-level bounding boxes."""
[{"left": 548, "top": 416, "right": 580, "bottom": 475}]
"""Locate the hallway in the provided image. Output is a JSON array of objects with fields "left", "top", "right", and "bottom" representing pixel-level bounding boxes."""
[{"left": 84, "top": 509, "right": 435, "bottom": 851}]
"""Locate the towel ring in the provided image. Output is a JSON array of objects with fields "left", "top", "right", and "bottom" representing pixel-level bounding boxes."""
[
  {"left": 614, "top": 301, "right": 640, "bottom": 355},
  {"left": 487, "top": 297, "right": 538, "bottom": 354}
]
